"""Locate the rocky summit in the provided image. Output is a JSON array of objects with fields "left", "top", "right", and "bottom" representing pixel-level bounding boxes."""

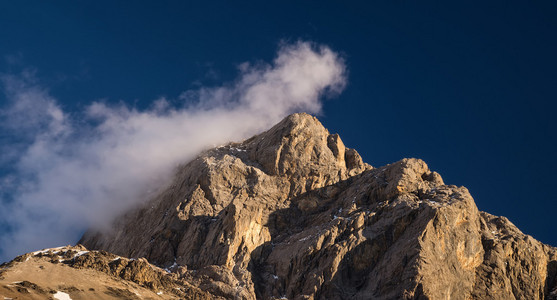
[{"left": 2, "top": 113, "right": 557, "bottom": 299}]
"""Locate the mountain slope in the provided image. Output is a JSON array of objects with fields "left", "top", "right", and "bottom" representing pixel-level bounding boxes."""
[
  {"left": 0, "top": 245, "right": 218, "bottom": 299},
  {"left": 3, "top": 113, "right": 557, "bottom": 299}
]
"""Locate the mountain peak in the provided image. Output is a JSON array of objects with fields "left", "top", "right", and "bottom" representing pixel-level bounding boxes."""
[
  {"left": 243, "top": 112, "right": 369, "bottom": 179},
  {"left": 4, "top": 114, "right": 556, "bottom": 299}
]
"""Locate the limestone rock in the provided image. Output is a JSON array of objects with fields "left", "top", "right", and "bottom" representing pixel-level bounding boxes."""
[{"left": 7, "top": 113, "right": 556, "bottom": 299}]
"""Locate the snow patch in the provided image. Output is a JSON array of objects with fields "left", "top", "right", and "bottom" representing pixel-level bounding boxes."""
[
  {"left": 53, "top": 291, "right": 72, "bottom": 300},
  {"left": 164, "top": 261, "right": 178, "bottom": 273},
  {"left": 73, "top": 251, "right": 89, "bottom": 258},
  {"left": 32, "top": 246, "right": 64, "bottom": 256},
  {"left": 427, "top": 200, "right": 438, "bottom": 206},
  {"left": 298, "top": 236, "right": 312, "bottom": 242}
]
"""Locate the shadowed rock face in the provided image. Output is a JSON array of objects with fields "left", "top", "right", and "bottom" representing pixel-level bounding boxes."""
[{"left": 73, "top": 113, "right": 556, "bottom": 299}]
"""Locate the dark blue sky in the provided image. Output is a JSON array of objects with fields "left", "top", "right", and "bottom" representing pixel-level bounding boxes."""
[{"left": 1, "top": 2, "right": 556, "bottom": 248}]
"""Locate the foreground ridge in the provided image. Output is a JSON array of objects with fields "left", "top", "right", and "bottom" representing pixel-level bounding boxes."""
[
  {"left": 0, "top": 245, "right": 217, "bottom": 299},
  {"left": 2, "top": 113, "right": 557, "bottom": 299}
]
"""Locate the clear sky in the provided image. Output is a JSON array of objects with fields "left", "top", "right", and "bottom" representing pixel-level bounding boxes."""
[{"left": 0, "top": 2, "right": 556, "bottom": 261}]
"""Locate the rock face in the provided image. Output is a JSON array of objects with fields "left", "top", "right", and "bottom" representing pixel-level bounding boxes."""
[
  {"left": 80, "top": 113, "right": 370, "bottom": 299},
  {"left": 5, "top": 113, "right": 556, "bottom": 299}
]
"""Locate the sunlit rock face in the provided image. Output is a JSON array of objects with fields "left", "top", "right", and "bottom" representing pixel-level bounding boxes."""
[{"left": 27, "top": 113, "right": 557, "bottom": 299}]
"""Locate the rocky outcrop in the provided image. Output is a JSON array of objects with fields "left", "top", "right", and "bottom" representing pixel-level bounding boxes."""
[
  {"left": 0, "top": 245, "right": 218, "bottom": 299},
  {"left": 471, "top": 213, "right": 557, "bottom": 299},
  {"left": 9, "top": 113, "right": 557, "bottom": 299}
]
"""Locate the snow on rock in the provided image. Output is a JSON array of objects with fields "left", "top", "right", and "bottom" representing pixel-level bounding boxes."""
[
  {"left": 32, "top": 246, "right": 65, "bottom": 256},
  {"left": 72, "top": 250, "right": 89, "bottom": 258},
  {"left": 53, "top": 291, "right": 72, "bottom": 300}
]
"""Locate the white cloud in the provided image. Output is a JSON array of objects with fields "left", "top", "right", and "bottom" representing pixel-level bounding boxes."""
[{"left": 0, "top": 41, "right": 346, "bottom": 262}]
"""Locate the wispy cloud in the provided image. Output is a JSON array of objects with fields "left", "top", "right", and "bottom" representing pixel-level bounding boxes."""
[{"left": 0, "top": 41, "right": 346, "bottom": 262}]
